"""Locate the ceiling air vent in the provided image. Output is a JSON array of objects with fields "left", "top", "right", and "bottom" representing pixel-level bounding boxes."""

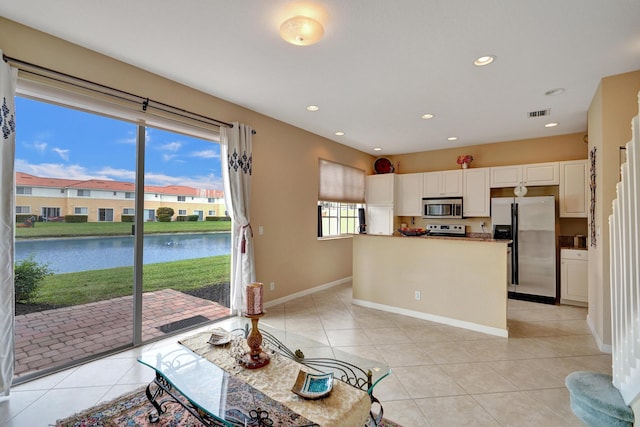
[{"left": 527, "top": 109, "right": 551, "bottom": 118}]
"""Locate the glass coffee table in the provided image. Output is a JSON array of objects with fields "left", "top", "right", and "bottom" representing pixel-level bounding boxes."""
[{"left": 138, "top": 317, "right": 390, "bottom": 427}]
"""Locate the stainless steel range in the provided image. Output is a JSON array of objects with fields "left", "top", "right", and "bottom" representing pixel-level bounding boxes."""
[{"left": 426, "top": 224, "right": 466, "bottom": 236}]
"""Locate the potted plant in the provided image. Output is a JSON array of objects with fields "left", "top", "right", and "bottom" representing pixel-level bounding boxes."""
[{"left": 456, "top": 154, "right": 473, "bottom": 169}]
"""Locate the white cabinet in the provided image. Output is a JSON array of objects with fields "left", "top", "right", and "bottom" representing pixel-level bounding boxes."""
[
  {"left": 490, "top": 162, "right": 559, "bottom": 188},
  {"left": 423, "top": 170, "right": 462, "bottom": 197},
  {"left": 463, "top": 168, "right": 490, "bottom": 217},
  {"left": 366, "top": 206, "right": 394, "bottom": 235},
  {"left": 559, "top": 160, "right": 588, "bottom": 218},
  {"left": 365, "top": 174, "right": 395, "bottom": 205},
  {"left": 396, "top": 173, "right": 424, "bottom": 216},
  {"left": 561, "top": 249, "right": 588, "bottom": 305},
  {"left": 524, "top": 162, "right": 559, "bottom": 185}
]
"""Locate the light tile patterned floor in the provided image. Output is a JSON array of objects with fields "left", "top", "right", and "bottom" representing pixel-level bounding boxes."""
[{"left": 1, "top": 283, "right": 603, "bottom": 426}]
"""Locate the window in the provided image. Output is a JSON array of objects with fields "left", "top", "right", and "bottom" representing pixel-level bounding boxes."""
[
  {"left": 177, "top": 196, "right": 186, "bottom": 202},
  {"left": 178, "top": 209, "right": 187, "bottom": 215},
  {"left": 125, "top": 192, "right": 134, "bottom": 199},
  {"left": 319, "top": 202, "right": 363, "bottom": 236},
  {"left": 123, "top": 208, "right": 135, "bottom": 215},
  {"left": 317, "top": 159, "right": 365, "bottom": 237},
  {"left": 74, "top": 207, "right": 88, "bottom": 215},
  {"left": 16, "top": 186, "right": 32, "bottom": 195},
  {"left": 16, "top": 206, "right": 31, "bottom": 214},
  {"left": 208, "top": 198, "right": 215, "bottom": 203},
  {"left": 208, "top": 210, "right": 216, "bottom": 216},
  {"left": 77, "top": 189, "right": 91, "bottom": 197}
]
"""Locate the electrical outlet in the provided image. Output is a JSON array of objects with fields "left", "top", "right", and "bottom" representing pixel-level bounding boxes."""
[
  {"left": 270, "top": 282, "right": 275, "bottom": 291},
  {"left": 414, "top": 291, "right": 421, "bottom": 301}
]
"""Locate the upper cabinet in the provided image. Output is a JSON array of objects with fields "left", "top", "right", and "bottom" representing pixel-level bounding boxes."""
[
  {"left": 365, "top": 173, "right": 396, "bottom": 205},
  {"left": 559, "top": 160, "right": 588, "bottom": 218},
  {"left": 463, "top": 168, "right": 490, "bottom": 217},
  {"left": 423, "top": 170, "right": 462, "bottom": 197},
  {"left": 490, "top": 162, "right": 559, "bottom": 188},
  {"left": 396, "top": 173, "right": 423, "bottom": 216}
]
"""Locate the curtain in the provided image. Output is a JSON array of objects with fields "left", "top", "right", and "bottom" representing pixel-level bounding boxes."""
[
  {"left": 0, "top": 51, "right": 17, "bottom": 397},
  {"left": 220, "top": 123, "right": 255, "bottom": 315}
]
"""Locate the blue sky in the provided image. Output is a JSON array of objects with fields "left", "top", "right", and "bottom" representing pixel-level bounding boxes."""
[{"left": 14, "top": 97, "right": 224, "bottom": 190}]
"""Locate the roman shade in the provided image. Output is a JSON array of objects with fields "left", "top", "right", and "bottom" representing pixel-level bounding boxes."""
[{"left": 318, "top": 159, "right": 365, "bottom": 203}]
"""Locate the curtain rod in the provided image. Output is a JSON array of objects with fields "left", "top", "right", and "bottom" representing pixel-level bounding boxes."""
[{"left": 2, "top": 54, "right": 256, "bottom": 135}]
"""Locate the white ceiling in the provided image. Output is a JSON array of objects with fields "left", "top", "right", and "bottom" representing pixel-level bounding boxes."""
[{"left": 1, "top": 0, "right": 640, "bottom": 155}]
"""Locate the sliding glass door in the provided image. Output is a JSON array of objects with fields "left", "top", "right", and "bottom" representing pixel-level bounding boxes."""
[{"left": 13, "top": 97, "right": 231, "bottom": 380}]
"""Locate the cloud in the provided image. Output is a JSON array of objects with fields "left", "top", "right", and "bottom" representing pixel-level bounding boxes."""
[
  {"left": 162, "top": 154, "right": 176, "bottom": 162},
  {"left": 52, "top": 148, "right": 70, "bottom": 161},
  {"left": 33, "top": 142, "right": 48, "bottom": 153},
  {"left": 16, "top": 159, "right": 223, "bottom": 191},
  {"left": 120, "top": 129, "right": 150, "bottom": 144},
  {"left": 190, "top": 149, "right": 219, "bottom": 159},
  {"left": 159, "top": 141, "right": 182, "bottom": 152}
]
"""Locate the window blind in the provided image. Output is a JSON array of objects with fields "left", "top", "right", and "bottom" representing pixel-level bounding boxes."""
[{"left": 318, "top": 159, "right": 365, "bottom": 203}]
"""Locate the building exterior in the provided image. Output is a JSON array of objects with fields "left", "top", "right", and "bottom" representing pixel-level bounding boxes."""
[{"left": 15, "top": 172, "right": 226, "bottom": 222}]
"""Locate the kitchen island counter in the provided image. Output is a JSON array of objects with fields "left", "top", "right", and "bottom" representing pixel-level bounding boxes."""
[{"left": 352, "top": 234, "right": 509, "bottom": 337}]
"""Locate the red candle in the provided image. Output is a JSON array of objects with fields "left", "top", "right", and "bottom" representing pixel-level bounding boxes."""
[{"left": 246, "top": 282, "right": 264, "bottom": 315}]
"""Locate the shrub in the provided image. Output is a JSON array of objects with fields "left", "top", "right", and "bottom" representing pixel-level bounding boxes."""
[
  {"left": 64, "top": 215, "right": 87, "bottom": 223},
  {"left": 156, "top": 207, "right": 174, "bottom": 222},
  {"left": 121, "top": 215, "right": 134, "bottom": 222},
  {"left": 15, "top": 256, "right": 53, "bottom": 303},
  {"left": 206, "top": 216, "right": 232, "bottom": 221}
]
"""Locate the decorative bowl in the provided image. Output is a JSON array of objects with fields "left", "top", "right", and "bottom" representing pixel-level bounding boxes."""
[
  {"left": 291, "top": 370, "right": 333, "bottom": 400},
  {"left": 207, "top": 329, "right": 231, "bottom": 346},
  {"left": 398, "top": 228, "right": 427, "bottom": 236}
]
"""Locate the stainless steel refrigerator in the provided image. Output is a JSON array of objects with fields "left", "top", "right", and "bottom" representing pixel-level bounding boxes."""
[{"left": 491, "top": 196, "right": 557, "bottom": 304}]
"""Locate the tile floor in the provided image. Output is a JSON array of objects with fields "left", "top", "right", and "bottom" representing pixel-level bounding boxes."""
[{"left": 1, "top": 283, "right": 605, "bottom": 426}]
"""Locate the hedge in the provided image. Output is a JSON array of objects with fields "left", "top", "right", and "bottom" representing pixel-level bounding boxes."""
[
  {"left": 121, "top": 215, "right": 135, "bottom": 222},
  {"left": 64, "top": 215, "right": 88, "bottom": 223},
  {"left": 177, "top": 215, "right": 200, "bottom": 222},
  {"left": 206, "top": 216, "right": 231, "bottom": 221}
]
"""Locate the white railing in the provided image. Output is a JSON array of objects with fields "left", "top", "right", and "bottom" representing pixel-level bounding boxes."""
[{"left": 609, "top": 91, "right": 640, "bottom": 405}]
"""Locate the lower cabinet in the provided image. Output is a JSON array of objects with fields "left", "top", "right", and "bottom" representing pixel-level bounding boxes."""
[{"left": 560, "top": 249, "right": 588, "bottom": 306}]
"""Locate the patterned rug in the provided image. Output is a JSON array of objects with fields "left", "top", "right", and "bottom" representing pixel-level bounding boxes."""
[{"left": 55, "top": 386, "right": 403, "bottom": 426}]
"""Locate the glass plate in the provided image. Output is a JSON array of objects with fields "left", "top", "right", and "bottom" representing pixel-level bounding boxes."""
[{"left": 291, "top": 370, "right": 333, "bottom": 400}]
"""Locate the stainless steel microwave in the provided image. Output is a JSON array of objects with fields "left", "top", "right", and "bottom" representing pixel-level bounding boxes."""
[{"left": 422, "top": 197, "right": 463, "bottom": 219}]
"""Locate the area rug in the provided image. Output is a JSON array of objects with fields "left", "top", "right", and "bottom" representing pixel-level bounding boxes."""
[{"left": 55, "top": 386, "right": 403, "bottom": 427}]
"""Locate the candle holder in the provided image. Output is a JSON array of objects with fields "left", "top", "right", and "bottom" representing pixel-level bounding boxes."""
[{"left": 240, "top": 312, "right": 270, "bottom": 369}]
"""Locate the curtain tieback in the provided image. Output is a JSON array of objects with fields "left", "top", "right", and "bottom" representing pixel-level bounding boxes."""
[{"left": 241, "top": 223, "right": 253, "bottom": 254}]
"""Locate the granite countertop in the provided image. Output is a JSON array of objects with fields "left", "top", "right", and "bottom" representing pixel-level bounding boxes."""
[{"left": 391, "top": 232, "right": 508, "bottom": 243}]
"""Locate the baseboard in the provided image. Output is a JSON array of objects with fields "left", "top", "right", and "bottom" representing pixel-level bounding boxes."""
[
  {"left": 586, "top": 313, "right": 612, "bottom": 353},
  {"left": 352, "top": 298, "right": 509, "bottom": 338},
  {"left": 264, "top": 277, "right": 351, "bottom": 308}
]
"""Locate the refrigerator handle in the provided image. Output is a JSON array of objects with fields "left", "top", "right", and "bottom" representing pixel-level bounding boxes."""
[{"left": 511, "top": 202, "right": 519, "bottom": 285}]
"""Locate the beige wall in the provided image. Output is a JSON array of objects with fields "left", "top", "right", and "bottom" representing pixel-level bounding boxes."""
[
  {"left": 388, "top": 132, "right": 587, "bottom": 174},
  {"left": 0, "top": 18, "right": 375, "bottom": 302},
  {"left": 587, "top": 70, "right": 640, "bottom": 348}
]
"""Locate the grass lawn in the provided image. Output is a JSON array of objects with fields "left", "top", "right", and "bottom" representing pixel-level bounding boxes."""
[
  {"left": 34, "top": 255, "right": 230, "bottom": 306},
  {"left": 16, "top": 220, "right": 231, "bottom": 239}
]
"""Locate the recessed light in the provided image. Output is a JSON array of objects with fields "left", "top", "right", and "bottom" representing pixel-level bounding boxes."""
[
  {"left": 306, "top": 105, "right": 319, "bottom": 111},
  {"left": 474, "top": 55, "right": 496, "bottom": 66},
  {"left": 421, "top": 113, "right": 435, "bottom": 119},
  {"left": 447, "top": 136, "right": 458, "bottom": 141},
  {"left": 545, "top": 122, "right": 559, "bottom": 128},
  {"left": 545, "top": 88, "right": 566, "bottom": 96},
  {"left": 334, "top": 131, "right": 345, "bottom": 136},
  {"left": 373, "top": 147, "right": 382, "bottom": 151}
]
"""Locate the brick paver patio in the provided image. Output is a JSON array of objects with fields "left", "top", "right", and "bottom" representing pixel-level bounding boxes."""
[{"left": 14, "top": 289, "right": 231, "bottom": 378}]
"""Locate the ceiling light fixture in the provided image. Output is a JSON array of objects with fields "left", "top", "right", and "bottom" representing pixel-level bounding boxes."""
[
  {"left": 447, "top": 136, "right": 458, "bottom": 141},
  {"left": 306, "top": 105, "right": 319, "bottom": 111},
  {"left": 545, "top": 122, "right": 559, "bottom": 128},
  {"left": 280, "top": 16, "right": 324, "bottom": 46},
  {"left": 474, "top": 55, "right": 496, "bottom": 66},
  {"left": 421, "top": 113, "right": 435, "bottom": 119},
  {"left": 545, "top": 88, "right": 566, "bottom": 96},
  {"left": 334, "top": 131, "right": 345, "bottom": 136},
  {"left": 373, "top": 147, "right": 382, "bottom": 151}
]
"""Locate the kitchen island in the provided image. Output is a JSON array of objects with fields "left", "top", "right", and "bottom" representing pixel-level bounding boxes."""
[{"left": 352, "top": 234, "right": 510, "bottom": 337}]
